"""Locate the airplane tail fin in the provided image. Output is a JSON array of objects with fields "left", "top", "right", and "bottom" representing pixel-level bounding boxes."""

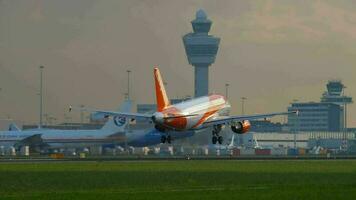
[
  {"left": 154, "top": 67, "right": 170, "bottom": 111},
  {"left": 101, "top": 99, "right": 132, "bottom": 132},
  {"left": 9, "top": 123, "right": 21, "bottom": 131}
]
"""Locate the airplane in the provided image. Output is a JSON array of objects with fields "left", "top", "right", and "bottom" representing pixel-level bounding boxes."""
[
  {"left": 1, "top": 100, "right": 200, "bottom": 151},
  {"left": 74, "top": 67, "right": 297, "bottom": 145},
  {"left": 0, "top": 100, "right": 132, "bottom": 152}
]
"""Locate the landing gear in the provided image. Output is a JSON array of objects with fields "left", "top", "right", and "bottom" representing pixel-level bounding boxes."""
[
  {"left": 212, "top": 125, "right": 223, "bottom": 145},
  {"left": 161, "top": 135, "right": 172, "bottom": 144},
  {"left": 218, "top": 136, "right": 223, "bottom": 144},
  {"left": 212, "top": 136, "right": 218, "bottom": 144},
  {"left": 212, "top": 135, "right": 223, "bottom": 145}
]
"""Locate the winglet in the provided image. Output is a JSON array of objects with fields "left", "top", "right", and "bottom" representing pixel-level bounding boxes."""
[{"left": 154, "top": 67, "right": 170, "bottom": 111}]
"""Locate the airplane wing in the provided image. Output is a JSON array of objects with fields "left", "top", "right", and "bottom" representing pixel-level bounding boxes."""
[
  {"left": 202, "top": 111, "right": 297, "bottom": 127},
  {"left": 69, "top": 106, "right": 152, "bottom": 120},
  {"left": 90, "top": 100, "right": 133, "bottom": 121}
]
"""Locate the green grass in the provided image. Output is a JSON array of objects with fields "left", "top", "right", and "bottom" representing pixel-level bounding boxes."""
[{"left": 0, "top": 160, "right": 356, "bottom": 199}]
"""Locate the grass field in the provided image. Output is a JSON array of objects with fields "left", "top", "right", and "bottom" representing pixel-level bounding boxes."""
[{"left": 0, "top": 160, "right": 356, "bottom": 200}]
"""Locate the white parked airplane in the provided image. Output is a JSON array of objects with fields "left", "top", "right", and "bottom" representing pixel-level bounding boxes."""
[
  {"left": 0, "top": 101, "right": 132, "bottom": 151},
  {"left": 1, "top": 101, "right": 199, "bottom": 152}
]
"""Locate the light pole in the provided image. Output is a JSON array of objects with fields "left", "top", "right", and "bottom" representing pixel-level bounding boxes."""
[
  {"left": 241, "top": 97, "right": 247, "bottom": 115},
  {"left": 125, "top": 69, "right": 131, "bottom": 154},
  {"left": 225, "top": 83, "right": 229, "bottom": 99},
  {"left": 343, "top": 86, "right": 347, "bottom": 132},
  {"left": 292, "top": 99, "right": 299, "bottom": 149},
  {"left": 80, "top": 104, "right": 85, "bottom": 124},
  {"left": 342, "top": 86, "right": 347, "bottom": 150},
  {"left": 39, "top": 66, "right": 44, "bottom": 128},
  {"left": 126, "top": 70, "right": 131, "bottom": 100}
]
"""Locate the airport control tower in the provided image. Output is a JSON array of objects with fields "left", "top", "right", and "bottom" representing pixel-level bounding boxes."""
[
  {"left": 321, "top": 80, "right": 353, "bottom": 130},
  {"left": 321, "top": 80, "right": 353, "bottom": 150},
  {"left": 183, "top": 9, "right": 220, "bottom": 97}
]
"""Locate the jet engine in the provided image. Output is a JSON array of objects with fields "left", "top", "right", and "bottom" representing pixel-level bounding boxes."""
[{"left": 231, "top": 120, "right": 251, "bottom": 134}]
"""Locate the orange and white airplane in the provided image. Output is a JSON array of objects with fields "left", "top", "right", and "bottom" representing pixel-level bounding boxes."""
[{"left": 79, "top": 67, "right": 297, "bottom": 144}]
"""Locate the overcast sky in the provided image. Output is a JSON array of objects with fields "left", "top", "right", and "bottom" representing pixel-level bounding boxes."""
[{"left": 0, "top": 0, "right": 355, "bottom": 126}]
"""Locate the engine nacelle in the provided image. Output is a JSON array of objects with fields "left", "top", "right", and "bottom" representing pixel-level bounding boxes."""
[{"left": 231, "top": 120, "right": 251, "bottom": 134}]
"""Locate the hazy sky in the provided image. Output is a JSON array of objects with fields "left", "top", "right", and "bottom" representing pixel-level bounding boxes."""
[{"left": 0, "top": 0, "right": 355, "bottom": 126}]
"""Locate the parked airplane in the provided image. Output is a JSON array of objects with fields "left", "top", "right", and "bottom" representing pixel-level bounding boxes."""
[
  {"left": 2, "top": 102, "right": 199, "bottom": 151},
  {"left": 75, "top": 67, "right": 297, "bottom": 144},
  {"left": 0, "top": 101, "right": 132, "bottom": 151}
]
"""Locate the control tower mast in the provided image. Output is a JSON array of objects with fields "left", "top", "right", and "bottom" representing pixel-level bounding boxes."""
[{"left": 183, "top": 9, "right": 220, "bottom": 97}]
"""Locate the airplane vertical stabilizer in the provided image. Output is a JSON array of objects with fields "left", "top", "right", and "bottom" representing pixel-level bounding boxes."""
[
  {"left": 8, "top": 123, "right": 21, "bottom": 131},
  {"left": 154, "top": 67, "right": 170, "bottom": 111}
]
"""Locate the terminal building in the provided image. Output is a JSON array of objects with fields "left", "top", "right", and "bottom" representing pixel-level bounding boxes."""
[
  {"left": 288, "top": 102, "right": 341, "bottom": 132},
  {"left": 249, "top": 120, "right": 283, "bottom": 132},
  {"left": 288, "top": 80, "right": 352, "bottom": 132}
]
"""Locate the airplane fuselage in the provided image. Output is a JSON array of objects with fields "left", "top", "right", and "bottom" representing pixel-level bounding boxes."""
[
  {"left": 153, "top": 94, "right": 230, "bottom": 131},
  {"left": 0, "top": 129, "right": 125, "bottom": 149}
]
